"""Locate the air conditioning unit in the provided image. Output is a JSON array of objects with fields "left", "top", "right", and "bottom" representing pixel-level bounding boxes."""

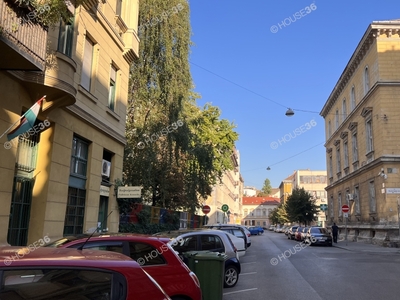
[
  {"left": 346, "top": 194, "right": 354, "bottom": 201},
  {"left": 101, "top": 160, "right": 111, "bottom": 177}
]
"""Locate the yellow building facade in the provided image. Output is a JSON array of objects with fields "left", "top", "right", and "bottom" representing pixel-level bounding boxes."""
[
  {"left": 320, "top": 20, "right": 400, "bottom": 245},
  {"left": 0, "top": 0, "right": 139, "bottom": 246}
]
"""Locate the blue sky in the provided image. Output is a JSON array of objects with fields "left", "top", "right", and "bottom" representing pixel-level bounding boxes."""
[{"left": 187, "top": 0, "right": 400, "bottom": 189}]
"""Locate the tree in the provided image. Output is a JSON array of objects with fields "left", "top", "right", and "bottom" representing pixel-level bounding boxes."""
[
  {"left": 269, "top": 203, "right": 288, "bottom": 225},
  {"left": 284, "top": 187, "right": 319, "bottom": 225},
  {"left": 123, "top": 0, "right": 238, "bottom": 213},
  {"left": 258, "top": 178, "right": 272, "bottom": 196}
]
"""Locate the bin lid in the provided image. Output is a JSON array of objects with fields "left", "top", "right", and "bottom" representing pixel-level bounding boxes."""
[{"left": 183, "top": 251, "right": 226, "bottom": 261}]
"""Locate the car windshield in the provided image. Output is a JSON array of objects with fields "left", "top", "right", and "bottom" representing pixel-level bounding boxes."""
[{"left": 311, "top": 228, "right": 328, "bottom": 234}]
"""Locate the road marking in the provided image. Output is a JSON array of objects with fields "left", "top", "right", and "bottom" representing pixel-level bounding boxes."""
[
  {"left": 223, "top": 288, "right": 258, "bottom": 295},
  {"left": 240, "top": 272, "right": 257, "bottom": 275}
]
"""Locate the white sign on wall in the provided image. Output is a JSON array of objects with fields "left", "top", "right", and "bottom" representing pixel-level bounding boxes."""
[
  {"left": 386, "top": 188, "right": 400, "bottom": 194},
  {"left": 118, "top": 186, "right": 142, "bottom": 198},
  {"left": 100, "top": 185, "right": 110, "bottom": 197}
]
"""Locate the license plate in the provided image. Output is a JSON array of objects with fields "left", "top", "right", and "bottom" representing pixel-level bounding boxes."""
[{"left": 320, "top": 238, "right": 326, "bottom": 241}]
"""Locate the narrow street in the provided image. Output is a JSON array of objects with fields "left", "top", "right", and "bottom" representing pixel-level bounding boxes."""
[{"left": 223, "top": 231, "right": 400, "bottom": 300}]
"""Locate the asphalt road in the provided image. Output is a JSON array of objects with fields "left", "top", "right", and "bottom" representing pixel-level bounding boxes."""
[{"left": 223, "top": 230, "right": 400, "bottom": 300}]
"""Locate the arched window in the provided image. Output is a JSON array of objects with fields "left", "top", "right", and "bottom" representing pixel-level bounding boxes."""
[
  {"left": 364, "top": 67, "right": 370, "bottom": 95},
  {"left": 342, "top": 99, "right": 347, "bottom": 120},
  {"left": 244, "top": 209, "right": 248, "bottom": 216},
  {"left": 350, "top": 86, "right": 356, "bottom": 110}
]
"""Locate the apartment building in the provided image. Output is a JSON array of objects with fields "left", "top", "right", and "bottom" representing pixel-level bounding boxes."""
[
  {"left": 320, "top": 20, "right": 400, "bottom": 245},
  {"left": 204, "top": 148, "right": 243, "bottom": 225},
  {"left": 280, "top": 170, "right": 328, "bottom": 227},
  {"left": 0, "top": 0, "right": 139, "bottom": 246}
]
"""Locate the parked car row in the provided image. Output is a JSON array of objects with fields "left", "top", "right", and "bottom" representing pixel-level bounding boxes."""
[
  {"left": 283, "top": 226, "right": 333, "bottom": 246},
  {"left": 0, "top": 224, "right": 252, "bottom": 299}
]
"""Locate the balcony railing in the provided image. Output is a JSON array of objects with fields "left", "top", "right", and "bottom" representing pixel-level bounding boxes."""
[{"left": 0, "top": 0, "right": 47, "bottom": 70}]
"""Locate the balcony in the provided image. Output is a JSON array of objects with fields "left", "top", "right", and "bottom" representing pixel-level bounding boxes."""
[{"left": 0, "top": 0, "right": 47, "bottom": 71}]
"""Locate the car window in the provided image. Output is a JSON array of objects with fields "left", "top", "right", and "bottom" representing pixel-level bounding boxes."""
[
  {"left": 200, "top": 235, "right": 224, "bottom": 251},
  {"left": 232, "top": 229, "right": 244, "bottom": 238},
  {"left": 172, "top": 236, "right": 197, "bottom": 254},
  {"left": 70, "top": 241, "right": 124, "bottom": 255},
  {"left": 129, "top": 242, "right": 166, "bottom": 266},
  {"left": 1, "top": 269, "right": 114, "bottom": 299}
]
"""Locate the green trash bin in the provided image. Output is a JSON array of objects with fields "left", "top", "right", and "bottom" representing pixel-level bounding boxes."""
[{"left": 183, "top": 251, "right": 226, "bottom": 300}]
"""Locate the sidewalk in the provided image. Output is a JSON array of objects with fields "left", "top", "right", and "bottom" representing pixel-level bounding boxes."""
[{"left": 332, "top": 239, "right": 400, "bottom": 254}]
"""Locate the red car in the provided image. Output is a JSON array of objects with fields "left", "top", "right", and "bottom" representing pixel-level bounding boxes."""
[
  {"left": 47, "top": 233, "right": 202, "bottom": 300},
  {"left": 0, "top": 246, "right": 171, "bottom": 300}
]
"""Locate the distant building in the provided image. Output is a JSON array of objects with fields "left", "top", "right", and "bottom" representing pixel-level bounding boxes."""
[
  {"left": 320, "top": 19, "right": 400, "bottom": 245},
  {"left": 242, "top": 197, "right": 280, "bottom": 227},
  {"left": 280, "top": 170, "right": 328, "bottom": 227},
  {"left": 243, "top": 186, "right": 257, "bottom": 197},
  {"left": 204, "top": 148, "right": 242, "bottom": 225}
]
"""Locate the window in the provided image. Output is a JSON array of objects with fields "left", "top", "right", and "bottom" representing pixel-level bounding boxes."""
[
  {"left": 329, "top": 155, "right": 333, "bottom": 178},
  {"left": 329, "top": 195, "right": 334, "bottom": 218},
  {"left": 335, "top": 110, "right": 339, "bottom": 129},
  {"left": 81, "top": 37, "right": 94, "bottom": 91},
  {"left": 338, "top": 193, "right": 342, "bottom": 217},
  {"left": 262, "top": 209, "right": 267, "bottom": 216},
  {"left": 72, "top": 241, "right": 124, "bottom": 255},
  {"left": 109, "top": 65, "right": 117, "bottom": 111},
  {"left": 344, "top": 140, "right": 349, "bottom": 168},
  {"left": 58, "top": 16, "right": 74, "bottom": 57},
  {"left": 129, "top": 242, "right": 166, "bottom": 265},
  {"left": 352, "top": 132, "right": 358, "bottom": 162},
  {"left": 116, "top": 0, "right": 122, "bottom": 15},
  {"left": 71, "top": 137, "right": 89, "bottom": 177},
  {"left": 200, "top": 235, "right": 224, "bottom": 251},
  {"left": 364, "top": 66, "right": 370, "bottom": 95},
  {"left": 342, "top": 99, "right": 347, "bottom": 120},
  {"left": 350, "top": 86, "right": 356, "bottom": 110},
  {"left": 244, "top": 209, "right": 248, "bottom": 216},
  {"left": 173, "top": 236, "right": 197, "bottom": 254},
  {"left": 366, "top": 119, "right": 373, "bottom": 153},
  {"left": 63, "top": 187, "right": 86, "bottom": 235},
  {"left": 354, "top": 186, "right": 360, "bottom": 215},
  {"left": 369, "top": 181, "right": 376, "bottom": 213},
  {"left": 336, "top": 147, "right": 341, "bottom": 173},
  {"left": 328, "top": 121, "right": 332, "bottom": 138},
  {"left": 1, "top": 269, "right": 113, "bottom": 299}
]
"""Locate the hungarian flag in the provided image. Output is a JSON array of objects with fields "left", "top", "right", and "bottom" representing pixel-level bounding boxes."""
[{"left": 6, "top": 96, "right": 45, "bottom": 141}]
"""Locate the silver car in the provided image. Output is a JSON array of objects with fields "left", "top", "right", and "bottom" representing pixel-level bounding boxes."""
[{"left": 158, "top": 229, "right": 241, "bottom": 288}]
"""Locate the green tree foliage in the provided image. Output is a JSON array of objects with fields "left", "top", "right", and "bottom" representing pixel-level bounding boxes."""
[
  {"left": 270, "top": 203, "right": 288, "bottom": 225},
  {"left": 258, "top": 178, "right": 272, "bottom": 196},
  {"left": 124, "top": 0, "right": 238, "bottom": 213},
  {"left": 284, "top": 187, "right": 319, "bottom": 225}
]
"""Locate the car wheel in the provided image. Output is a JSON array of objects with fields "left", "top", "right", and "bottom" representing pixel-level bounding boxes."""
[{"left": 224, "top": 265, "right": 239, "bottom": 288}]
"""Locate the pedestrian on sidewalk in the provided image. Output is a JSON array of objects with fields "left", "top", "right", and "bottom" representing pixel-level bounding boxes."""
[{"left": 332, "top": 223, "right": 339, "bottom": 243}]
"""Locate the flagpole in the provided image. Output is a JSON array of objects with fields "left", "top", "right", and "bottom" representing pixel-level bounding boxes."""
[{"left": 0, "top": 96, "right": 46, "bottom": 139}]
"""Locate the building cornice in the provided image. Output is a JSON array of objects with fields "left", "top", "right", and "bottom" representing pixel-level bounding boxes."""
[
  {"left": 65, "top": 104, "right": 126, "bottom": 145},
  {"left": 320, "top": 21, "right": 400, "bottom": 118}
]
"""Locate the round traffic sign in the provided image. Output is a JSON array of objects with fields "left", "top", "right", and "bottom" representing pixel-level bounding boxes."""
[
  {"left": 221, "top": 204, "right": 229, "bottom": 212},
  {"left": 342, "top": 204, "right": 349, "bottom": 213},
  {"left": 202, "top": 205, "right": 211, "bottom": 215}
]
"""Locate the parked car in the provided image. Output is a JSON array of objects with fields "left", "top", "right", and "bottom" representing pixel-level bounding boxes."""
[
  {"left": 0, "top": 246, "right": 171, "bottom": 300},
  {"left": 159, "top": 229, "right": 241, "bottom": 288},
  {"left": 204, "top": 224, "right": 251, "bottom": 248},
  {"left": 46, "top": 233, "right": 201, "bottom": 300},
  {"left": 300, "top": 227, "right": 309, "bottom": 241},
  {"left": 294, "top": 226, "right": 304, "bottom": 241},
  {"left": 248, "top": 226, "right": 263, "bottom": 235},
  {"left": 287, "top": 226, "right": 299, "bottom": 240},
  {"left": 225, "top": 232, "right": 246, "bottom": 258},
  {"left": 279, "top": 226, "right": 288, "bottom": 233},
  {"left": 269, "top": 225, "right": 275, "bottom": 231},
  {"left": 305, "top": 227, "right": 333, "bottom": 246}
]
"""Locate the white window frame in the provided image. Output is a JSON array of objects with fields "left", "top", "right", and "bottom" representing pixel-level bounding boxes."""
[
  {"left": 343, "top": 140, "right": 349, "bottom": 168},
  {"left": 342, "top": 99, "right": 347, "bottom": 120},
  {"left": 352, "top": 131, "right": 358, "bottom": 163},
  {"left": 364, "top": 66, "right": 370, "bottom": 95},
  {"left": 81, "top": 37, "right": 94, "bottom": 91},
  {"left": 350, "top": 86, "right": 356, "bottom": 110},
  {"left": 366, "top": 118, "right": 373, "bottom": 153}
]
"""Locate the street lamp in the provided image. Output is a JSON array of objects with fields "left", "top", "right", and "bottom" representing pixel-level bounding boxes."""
[
  {"left": 285, "top": 108, "right": 295, "bottom": 117},
  {"left": 266, "top": 166, "right": 271, "bottom": 170}
]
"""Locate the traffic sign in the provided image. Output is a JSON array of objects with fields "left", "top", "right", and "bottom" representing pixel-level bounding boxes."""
[
  {"left": 202, "top": 205, "right": 211, "bottom": 215},
  {"left": 320, "top": 204, "right": 328, "bottom": 211},
  {"left": 343, "top": 213, "right": 349, "bottom": 218},
  {"left": 342, "top": 204, "right": 349, "bottom": 213},
  {"left": 221, "top": 204, "right": 229, "bottom": 212}
]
